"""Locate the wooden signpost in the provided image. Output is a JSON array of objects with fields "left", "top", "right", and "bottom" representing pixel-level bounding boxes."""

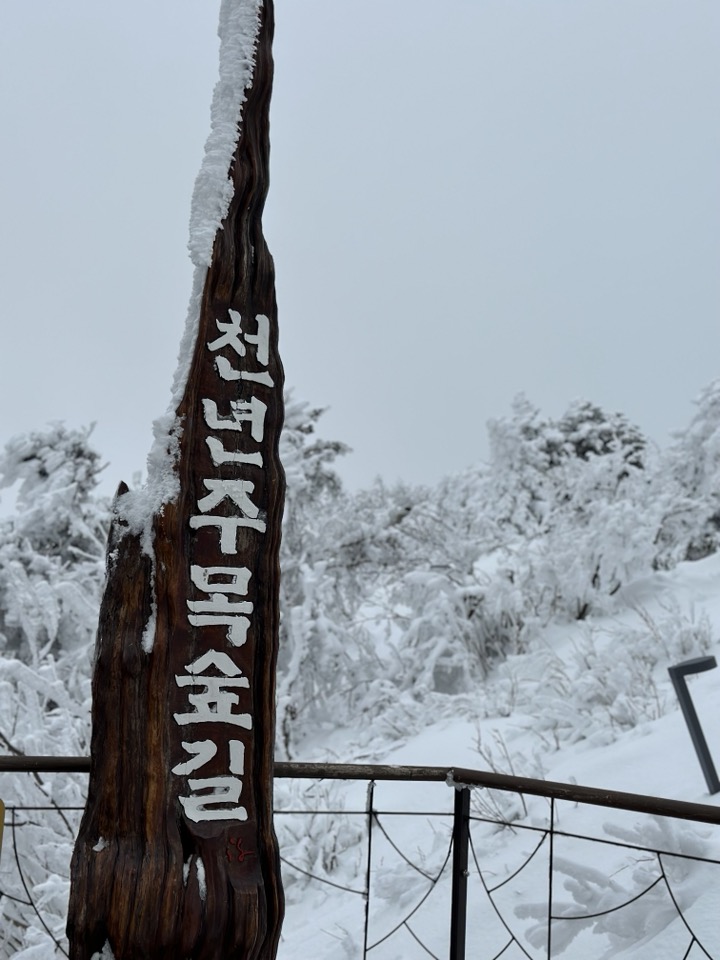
[{"left": 67, "top": 2, "right": 284, "bottom": 958}]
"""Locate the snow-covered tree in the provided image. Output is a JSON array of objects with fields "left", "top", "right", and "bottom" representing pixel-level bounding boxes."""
[
  {"left": 0, "top": 424, "right": 106, "bottom": 959},
  {"left": 276, "top": 395, "right": 379, "bottom": 757},
  {"left": 484, "top": 395, "right": 560, "bottom": 540},
  {"left": 557, "top": 399, "right": 646, "bottom": 470},
  {"left": 478, "top": 396, "right": 658, "bottom": 632},
  {"left": 0, "top": 424, "right": 108, "bottom": 661},
  {"left": 655, "top": 379, "right": 720, "bottom": 566}
]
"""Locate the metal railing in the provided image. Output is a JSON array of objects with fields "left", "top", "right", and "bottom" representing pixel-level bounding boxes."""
[{"left": 2, "top": 756, "right": 720, "bottom": 959}]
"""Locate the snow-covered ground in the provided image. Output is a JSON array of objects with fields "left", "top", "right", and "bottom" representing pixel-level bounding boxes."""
[{"left": 276, "top": 554, "right": 720, "bottom": 959}]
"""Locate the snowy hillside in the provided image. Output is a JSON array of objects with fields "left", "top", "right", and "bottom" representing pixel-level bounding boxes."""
[
  {"left": 2, "top": 391, "right": 720, "bottom": 958},
  {"left": 276, "top": 554, "right": 720, "bottom": 959}
]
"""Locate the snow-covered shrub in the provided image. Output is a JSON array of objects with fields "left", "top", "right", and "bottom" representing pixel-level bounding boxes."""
[
  {"left": 392, "top": 570, "right": 479, "bottom": 693},
  {"left": 0, "top": 431, "right": 101, "bottom": 959},
  {"left": 355, "top": 472, "right": 512, "bottom": 687},
  {"left": 517, "top": 815, "right": 720, "bottom": 955},
  {"left": 480, "top": 397, "right": 660, "bottom": 634},
  {"left": 471, "top": 728, "right": 546, "bottom": 828},
  {"left": 0, "top": 424, "right": 108, "bottom": 661},
  {"left": 275, "top": 395, "right": 380, "bottom": 758},
  {"left": 655, "top": 379, "right": 720, "bottom": 567},
  {"left": 527, "top": 604, "right": 712, "bottom": 750},
  {"left": 0, "top": 650, "right": 90, "bottom": 959},
  {"left": 0, "top": 425, "right": 105, "bottom": 957},
  {"left": 274, "top": 779, "right": 364, "bottom": 902}
]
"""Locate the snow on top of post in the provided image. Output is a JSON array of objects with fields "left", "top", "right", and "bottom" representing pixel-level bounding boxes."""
[
  {"left": 188, "top": 0, "right": 264, "bottom": 270},
  {"left": 117, "top": 0, "right": 264, "bottom": 552},
  {"left": 173, "top": 0, "right": 264, "bottom": 411}
]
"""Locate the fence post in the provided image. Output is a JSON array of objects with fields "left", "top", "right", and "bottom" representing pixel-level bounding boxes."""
[
  {"left": 449, "top": 786, "right": 470, "bottom": 960},
  {"left": 362, "top": 780, "right": 375, "bottom": 960},
  {"left": 668, "top": 656, "right": 720, "bottom": 794}
]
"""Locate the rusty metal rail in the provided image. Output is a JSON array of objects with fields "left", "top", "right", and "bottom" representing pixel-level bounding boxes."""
[{"left": 2, "top": 755, "right": 720, "bottom": 824}]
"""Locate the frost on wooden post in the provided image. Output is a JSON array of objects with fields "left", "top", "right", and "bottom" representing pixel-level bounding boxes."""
[{"left": 67, "top": 2, "right": 284, "bottom": 959}]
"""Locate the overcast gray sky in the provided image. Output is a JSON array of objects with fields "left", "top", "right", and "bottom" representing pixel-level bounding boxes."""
[{"left": 1, "top": 0, "right": 718, "bottom": 499}]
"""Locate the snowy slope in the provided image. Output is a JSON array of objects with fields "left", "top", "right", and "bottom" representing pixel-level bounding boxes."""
[{"left": 276, "top": 554, "right": 720, "bottom": 959}]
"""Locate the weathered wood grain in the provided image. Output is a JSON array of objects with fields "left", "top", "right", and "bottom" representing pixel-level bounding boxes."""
[{"left": 67, "top": 3, "right": 284, "bottom": 957}]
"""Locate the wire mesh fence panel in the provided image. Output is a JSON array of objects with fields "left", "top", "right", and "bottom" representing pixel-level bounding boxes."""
[
  {"left": 1, "top": 766, "right": 719, "bottom": 960},
  {"left": 467, "top": 794, "right": 720, "bottom": 960}
]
